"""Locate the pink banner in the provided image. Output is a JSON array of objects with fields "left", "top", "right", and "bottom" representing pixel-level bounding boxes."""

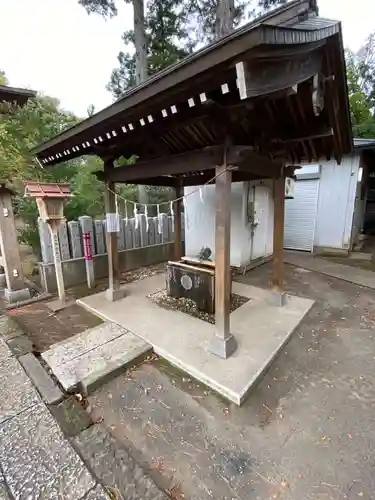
[{"left": 83, "top": 232, "right": 93, "bottom": 261}]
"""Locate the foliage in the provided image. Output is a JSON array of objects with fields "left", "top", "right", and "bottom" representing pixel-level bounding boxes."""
[
  {"left": 78, "top": 0, "right": 117, "bottom": 17},
  {"left": 0, "top": 70, "right": 8, "bottom": 85},
  {"left": 104, "top": 0, "right": 288, "bottom": 97},
  {"left": 0, "top": 74, "right": 107, "bottom": 255},
  {"left": 107, "top": 0, "right": 192, "bottom": 98},
  {"left": 346, "top": 32, "right": 375, "bottom": 138}
]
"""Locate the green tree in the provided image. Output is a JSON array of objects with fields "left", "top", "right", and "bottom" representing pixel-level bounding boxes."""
[
  {"left": 107, "top": 0, "right": 191, "bottom": 98},
  {"left": 346, "top": 33, "right": 375, "bottom": 138},
  {"left": 0, "top": 70, "right": 8, "bottom": 85},
  {"left": 183, "top": 0, "right": 286, "bottom": 45},
  {"left": 0, "top": 90, "right": 106, "bottom": 255}
]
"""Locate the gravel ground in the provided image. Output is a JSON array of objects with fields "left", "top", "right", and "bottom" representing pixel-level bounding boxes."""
[{"left": 148, "top": 289, "right": 249, "bottom": 324}]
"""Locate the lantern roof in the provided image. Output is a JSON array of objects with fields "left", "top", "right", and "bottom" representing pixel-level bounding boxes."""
[{"left": 24, "top": 181, "right": 71, "bottom": 199}]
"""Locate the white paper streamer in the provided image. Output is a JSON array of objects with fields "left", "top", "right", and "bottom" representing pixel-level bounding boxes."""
[
  {"left": 106, "top": 213, "right": 120, "bottom": 232},
  {"left": 115, "top": 193, "right": 119, "bottom": 214},
  {"left": 134, "top": 203, "right": 139, "bottom": 229},
  {"left": 199, "top": 187, "right": 203, "bottom": 203},
  {"left": 145, "top": 205, "right": 149, "bottom": 231},
  {"left": 156, "top": 204, "right": 162, "bottom": 235},
  {"left": 124, "top": 201, "right": 128, "bottom": 221}
]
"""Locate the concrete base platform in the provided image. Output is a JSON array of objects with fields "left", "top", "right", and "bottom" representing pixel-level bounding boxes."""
[
  {"left": 42, "top": 322, "right": 151, "bottom": 393},
  {"left": 78, "top": 275, "right": 314, "bottom": 405},
  {"left": 5, "top": 287, "right": 31, "bottom": 304}
]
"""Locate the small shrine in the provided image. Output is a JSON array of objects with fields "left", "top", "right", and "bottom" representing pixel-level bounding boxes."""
[{"left": 24, "top": 181, "right": 72, "bottom": 308}]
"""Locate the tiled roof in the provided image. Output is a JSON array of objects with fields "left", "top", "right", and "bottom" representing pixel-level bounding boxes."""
[{"left": 24, "top": 181, "right": 71, "bottom": 198}]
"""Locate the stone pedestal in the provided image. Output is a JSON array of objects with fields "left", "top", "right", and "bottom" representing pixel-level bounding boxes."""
[
  {"left": 105, "top": 288, "right": 126, "bottom": 302},
  {"left": 0, "top": 184, "right": 28, "bottom": 304},
  {"left": 0, "top": 183, "right": 26, "bottom": 302},
  {"left": 5, "top": 287, "right": 31, "bottom": 304},
  {"left": 266, "top": 289, "right": 287, "bottom": 307},
  {"left": 207, "top": 334, "right": 237, "bottom": 359}
]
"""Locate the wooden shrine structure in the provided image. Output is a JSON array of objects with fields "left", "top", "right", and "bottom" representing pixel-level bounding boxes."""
[{"left": 32, "top": 0, "right": 352, "bottom": 358}]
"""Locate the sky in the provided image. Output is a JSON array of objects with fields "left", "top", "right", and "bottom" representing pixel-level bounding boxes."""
[{"left": 1, "top": 0, "right": 374, "bottom": 117}]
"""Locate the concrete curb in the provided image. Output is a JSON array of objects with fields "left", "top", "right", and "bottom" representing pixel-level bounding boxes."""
[{"left": 19, "top": 353, "right": 64, "bottom": 405}]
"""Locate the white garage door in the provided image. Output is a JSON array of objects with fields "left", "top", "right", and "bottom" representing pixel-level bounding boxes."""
[{"left": 284, "top": 179, "right": 319, "bottom": 251}]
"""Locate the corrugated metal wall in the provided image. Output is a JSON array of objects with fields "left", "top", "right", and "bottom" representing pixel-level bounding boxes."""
[{"left": 314, "top": 154, "right": 360, "bottom": 251}]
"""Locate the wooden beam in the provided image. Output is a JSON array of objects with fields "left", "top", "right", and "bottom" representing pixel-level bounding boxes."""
[
  {"left": 174, "top": 179, "right": 183, "bottom": 261},
  {"left": 237, "top": 151, "right": 282, "bottom": 179},
  {"left": 98, "top": 146, "right": 284, "bottom": 183},
  {"left": 104, "top": 160, "right": 122, "bottom": 300},
  {"left": 207, "top": 158, "right": 237, "bottom": 359},
  {"left": 103, "top": 146, "right": 224, "bottom": 182},
  {"left": 236, "top": 51, "right": 321, "bottom": 101},
  {"left": 272, "top": 175, "right": 285, "bottom": 291},
  {"left": 103, "top": 170, "right": 264, "bottom": 187}
]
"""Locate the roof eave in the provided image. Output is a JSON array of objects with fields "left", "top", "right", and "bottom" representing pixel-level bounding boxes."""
[{"left": 31, "top": 0, "right": 319, "bottom": 159}]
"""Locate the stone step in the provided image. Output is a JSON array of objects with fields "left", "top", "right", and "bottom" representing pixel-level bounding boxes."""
[{"left": 42, "top": 322, "right": 152, "bottom": 393}]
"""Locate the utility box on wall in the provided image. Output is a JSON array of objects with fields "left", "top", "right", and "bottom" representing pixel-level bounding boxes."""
[{"left": 184, "top": 181, "right": 274, "bottom": 269}]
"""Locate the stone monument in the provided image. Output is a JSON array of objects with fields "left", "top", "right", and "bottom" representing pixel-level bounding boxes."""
[{"left": 0, "top": 182, "right": 31, "bottom": 303}]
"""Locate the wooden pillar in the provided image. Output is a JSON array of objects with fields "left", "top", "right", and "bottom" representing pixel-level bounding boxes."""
[
  {"left": 207, "top": 163, "right": 237, "bottom": 359},
  {"left": 271, "top": 174, "right": 286, "bottom": 306},
  {"left": 174, "top": 179, "right": 183, "bottom": 261},
  {"left": 49, "top": 220, "right": 66, "bottom": 305},
  {"left": 104, "top": 160, "right": 124, "bottom": 301}
]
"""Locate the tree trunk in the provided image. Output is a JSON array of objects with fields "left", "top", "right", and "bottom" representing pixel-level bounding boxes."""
[
  {"left": 132, "top": 0, "right": 149, "bottom": 204},
  {"left": 133, "top": 0, "right": 148, "bottom": 85},
  {"left": 215, "top": 0, "right": 235, "bottom": 40}
]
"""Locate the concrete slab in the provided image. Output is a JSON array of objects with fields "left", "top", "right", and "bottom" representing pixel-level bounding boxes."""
[
  {"left": 85, "top": 485, "right": 110, "bottom": 499},
  {"left": 42, "top": 322, "right": 151, "bottom": 392},
  {"left": 0, "top": 356, "right": 40, "bottom": 424},
  {"left": 0, "top": 403, "right": 95, "bottom": 499},
  {"left": 73, "top": 424, "right": 168, "bottom": 499},
  {"left": 285, "top": 250, "right": 375, "bottom": 289},
  {"left": 0, "top": 483, "right": 10, "bottom": 500},
  {"left": 0, "top": 339, "right": 11, "bottom": 362},
  {"left": 78, "top": 274, "right": 314, "bottom": 405},
  {"left": 46, "top": 298, "right": 76, "bottom": 312}
]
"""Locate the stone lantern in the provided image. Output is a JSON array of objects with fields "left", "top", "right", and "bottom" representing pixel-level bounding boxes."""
[
  {"left": 24, "top": 181, "right": 71, "bottom": 307},
  {"left": 0, "top": 182, "right": 31, "bottom": 303}
]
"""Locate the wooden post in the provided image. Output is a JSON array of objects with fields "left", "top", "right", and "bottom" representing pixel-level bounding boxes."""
[
  {"left": 271, "top": 174, "right": 286, "bottom": 306},
  {"left": 49, "top": 220, "right": 66, "bottom": 305},
  {"left": 104, "top": 160, "right": 124, "bottom": 302},
  {"left": 174, "top": 179, "right": 183, "bottom": 261},
  {"left": 207, "top": 162, "right": 237, "bottom": 359}
]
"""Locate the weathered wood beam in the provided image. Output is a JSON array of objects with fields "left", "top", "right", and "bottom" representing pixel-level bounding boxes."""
[
  {"left": 101, "top": 146, "right": 225, "bottom": 182},
  {"left": 236, "top": 151, "right": 283, "bottom": 179},
  {"left": 112, "top": 170, "right": 264, "bottom": 187},
  {"left": 104, "top": 159, "right": 123, "bottom": 301},
  {"left": 97, "top": 146, "right": 286, "bottom": 184},
  {"left": 272, "top": 175, "right": 285, "bottom": 292},
  {"left": 236, "top": 51, "right": 321, "bottom": 101},
  {"left": 207, "top": 158, "right": 237, "bottom": 359},
  {"left": 174, "top": 179, "right": 183, "bottom": 261},
  {"left": 326, "top": 76, "right": 343, "bottom": 165},
  {"left": 279, "top": 127, "right": 333, "bottom": 144}
]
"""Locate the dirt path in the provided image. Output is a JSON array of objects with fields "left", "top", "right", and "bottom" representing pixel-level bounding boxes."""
[{"left": 89, "top": 263, "right": 375, "bottom": 499}]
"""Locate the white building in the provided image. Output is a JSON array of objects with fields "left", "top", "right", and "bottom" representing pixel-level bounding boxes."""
[
  {"left": 184, "top": 180, "right": 275, "bottom": 270},
  {"left": 184, "top": 139, "right": 375, "bottom": 266},
  {"left": 285, "top": 139, "right": 375, "bottom": 253}
]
